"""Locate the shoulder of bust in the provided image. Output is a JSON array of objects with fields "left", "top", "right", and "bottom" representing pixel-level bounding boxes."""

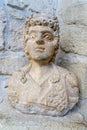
[
  {"left": 53, "top": 64, "right": 79, "bottom": 109},
  {"left": 49, "top": 64, "right": 69, "bottom": 83},
  {"left": 57, "top": 65, "right": 79, "bottom": 95},
  {"left": 65, "top": 71, "right": 78, "bottom": 88},
  {"left": 53, "top": 64, "right": 71, "bottom": 77},
  {"left": 8, "top": 64, "right": 30, "bottom": 87},
  {"left": 54, "top": 65, "right": 78, "bottom": 81},
  {"left": 65, "top": 71, "right": 79, "bottom": 109}
]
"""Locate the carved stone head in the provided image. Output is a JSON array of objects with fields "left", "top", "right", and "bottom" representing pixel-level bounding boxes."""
[{"left": 24, "top": 13, "right": 60, "bottom": 63}]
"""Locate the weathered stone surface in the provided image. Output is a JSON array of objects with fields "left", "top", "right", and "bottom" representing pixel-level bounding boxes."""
[
  {"left": 0, "top": 76, "right": 9, "bottom": 104},
  {"left": 63, "top": 3, "right": 87, "bottom": 26},
  {"left": 6, "top": 0, "right": 58, "bottom": 14},
  {"left": 27, "top": 0, "right": 58, "bottom": 13},
  {"left": 60, "top": 24, "right": 87, "bottom": 55},
  {"left": 77, "top": 99, "right": 87, "bottom": 121},
  {"left": 6, "top": 0, "right": 29, "bottom": 10},
  {"left": 6, "top": 20, "right": 24, "bottom": 51},
  {"left": 58, "top": 52, "right": 87, "bottom": 98},
  {"left": 0, "top": 51, "right": 28, "bottom": 75},
  {"left": 0, "top": 109, "right": 86, "bottom": 130},
  {"left": 9, "top": 10, "right": 24, "bottom": 20},
  {"left": 0, "top": 7, "right": 6, "bottom": 50}
]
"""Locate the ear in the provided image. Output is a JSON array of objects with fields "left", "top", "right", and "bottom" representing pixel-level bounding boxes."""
[
  {"left": 24, "top": 45, "right": 31, "bottom": 59},
  {"left": 54, "top": 36, "right": 59, "bottom": 49}
]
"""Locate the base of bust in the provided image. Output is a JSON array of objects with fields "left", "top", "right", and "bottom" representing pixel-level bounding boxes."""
[
  {"left": 0, "top": 102, "right": 87, "bottom": 130},
  {"left": 12, "top": 102, "right": 70, "bottom": 117}
]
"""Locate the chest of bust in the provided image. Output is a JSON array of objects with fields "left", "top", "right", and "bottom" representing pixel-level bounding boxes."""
[{"left": 16, "top": 72, "right": 68, "bottom": 113}]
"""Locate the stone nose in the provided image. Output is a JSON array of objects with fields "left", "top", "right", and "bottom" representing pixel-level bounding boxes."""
[{"left": 36, "top": 33, "right": 44, "bottom": 45}]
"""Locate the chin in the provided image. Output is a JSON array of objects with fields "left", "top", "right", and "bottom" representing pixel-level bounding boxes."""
[
  {"left": 33, "top": 56, "right": 53, "bottom": 63},
  {"left": 34, "top": 57, "right": 47, "bottom": 61}
]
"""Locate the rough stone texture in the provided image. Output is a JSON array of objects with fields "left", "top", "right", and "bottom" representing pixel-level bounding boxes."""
[
  {"left": 57, "top": 1, "right": 87, "bottom": 25},
  {"left": 57, "top": 1, "right": 87, "bottom": 99},
  {"left": 57, "top": 0, "right": 87, "bottom": 126},
  {"left": 60, "top": 24, "right": 87, "bottom": 55},
  {"left": 63, "top": 3, "right": 87, "bottom": 26},
  {"left": 0, "top": 51, "right": 28, "bottom": 75},
  {"left": 0, "top": 76, "right": 9, "bottom": 104},
  {"left": 9, "top": 10, "right": 24, "bottom": 20},
  {"left": 6, "top": 0, "right": 58, "bottom": 14},
  {"left": 6, "top": 20, "right": 24, "bottom": 51},
  {"left": 27, "top": 0, "right": 58, "bottom": 13},
  {"left": 0, "top": 108, "right": 86, "bottom": 130},
  {"left": 0, "top": 7, "right": 6, "bottom": 51},
  {"left": 58, "top": 52, "right": 87, "bottom": 99},
  {"left": 77, "top": 99, "right": 87, "bottom": 121},
  {"left": 6, "top": 0, "right": 29, "bottom": 10}
]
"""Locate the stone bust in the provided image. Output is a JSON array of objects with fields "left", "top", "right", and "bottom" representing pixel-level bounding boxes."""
[{"left": 8, "top": 13, "right": 79, "bottom": 116}]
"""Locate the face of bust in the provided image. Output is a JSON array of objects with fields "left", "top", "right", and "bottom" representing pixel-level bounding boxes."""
[{"left": 25, "top": 25, "right": 58, "bottom": 62}]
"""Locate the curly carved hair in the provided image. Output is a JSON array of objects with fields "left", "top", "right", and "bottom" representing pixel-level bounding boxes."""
[{"left": 24, "top": 13, "right": 60, "bottom": 62}]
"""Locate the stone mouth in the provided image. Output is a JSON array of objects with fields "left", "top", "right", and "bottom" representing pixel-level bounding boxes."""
[{"left": 35, "top": 46, "right": 45, "bottom": 51}]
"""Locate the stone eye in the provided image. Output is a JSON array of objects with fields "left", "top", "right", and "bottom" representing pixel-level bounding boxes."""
[
  {"left": 30, "top": 33, "right": 36, "bottom": 39},
  {"left": 43, "top": 33, "right": 53, "bottom": 41}
]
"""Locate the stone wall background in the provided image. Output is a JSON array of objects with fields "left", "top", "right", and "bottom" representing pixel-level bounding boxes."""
[
  {"left": 57, "top": 0, "right": 87, "bottom": 121},
  {"left": 0, "top": 0, "right": 87, "bottom": 122}
]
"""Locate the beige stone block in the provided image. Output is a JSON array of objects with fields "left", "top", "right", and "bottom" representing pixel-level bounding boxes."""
[
  {"left": 58, "top": 53, "right": 87, "bottom": 98},
  {"left": 6, "top": 20, "right": 24, "bottom": 51},
  {"left": 60, "top": 24, "right": 87, "bottom": 55},
  {"left": 63, "top": 3, "right": 87, "bottom": 26},
  {"left": 0, "top": 7, "right": 7, "bottom": 50},
  {"left": 0, "top": 51, "right": 28, "bottom": 75}
]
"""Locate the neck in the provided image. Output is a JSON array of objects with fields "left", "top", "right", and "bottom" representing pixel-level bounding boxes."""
[{"left": 29, "top": 60, "right": 52, "bottom": 82}]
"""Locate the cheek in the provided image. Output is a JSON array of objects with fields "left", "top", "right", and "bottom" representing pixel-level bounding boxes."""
[
  {"left": 46, "top": 42, "right": 55, "bottom": 50},
  {"left": 53, "top": 38, "right": 59, "bottom": 47},
  {"left": 26, "top": 41, "right": 33, "bottom": 49},
  {"left": 45, "top": 43, "right": 55, "bottom": 54}
]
